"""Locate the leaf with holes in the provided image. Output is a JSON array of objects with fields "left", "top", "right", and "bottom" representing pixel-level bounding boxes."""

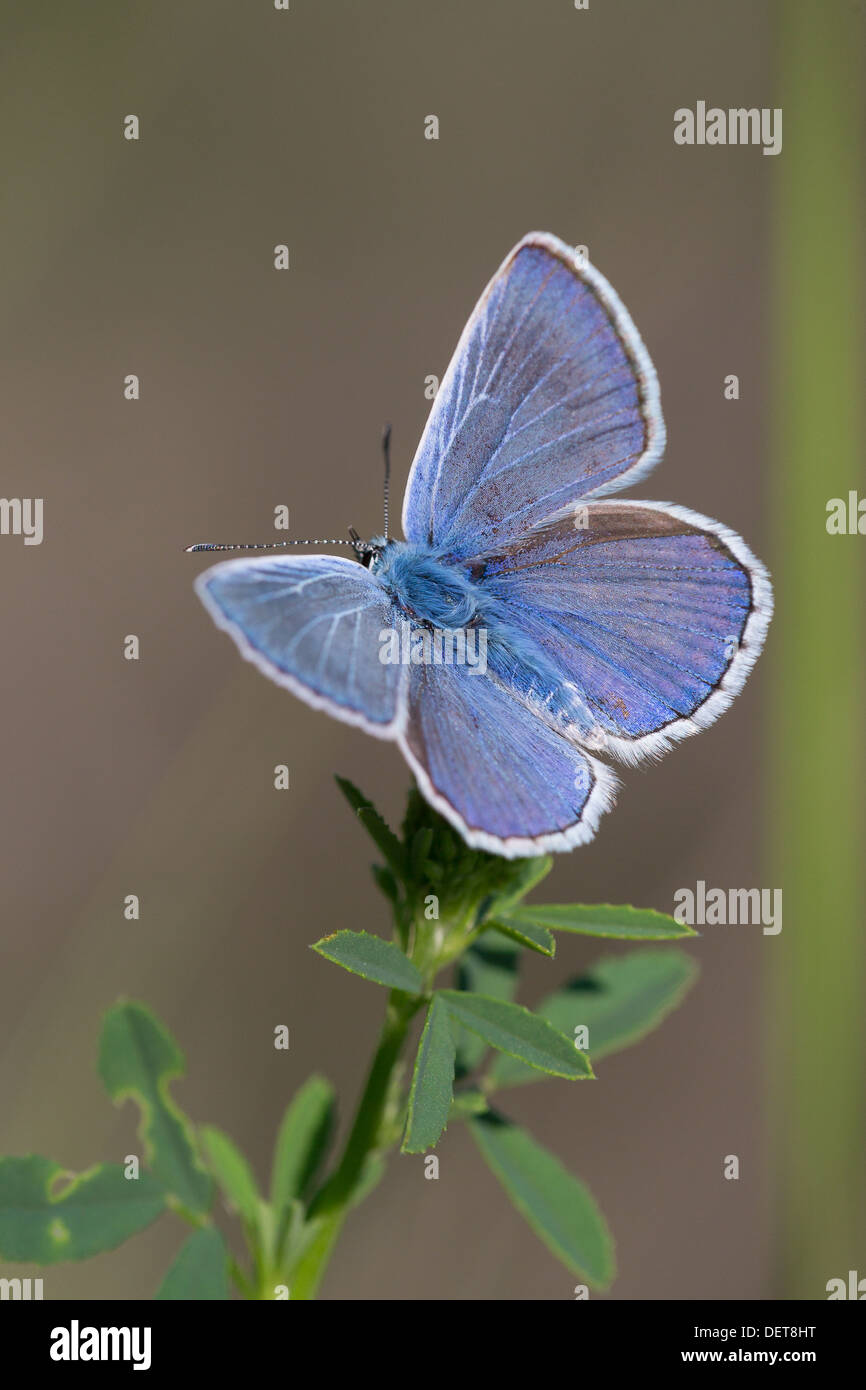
[
  {"left": 0, "top": 1156, "right": 166, "bottom": 1264},
  {"left": 99, "top": 1001, "right": 212, "bottom": 1214}
]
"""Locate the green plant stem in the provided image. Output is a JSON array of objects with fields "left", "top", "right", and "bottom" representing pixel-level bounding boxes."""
[
  {"left": 229, "top": 1253, "right": 257, "bottom": 1300},
  {"left": 288, "top": 990, "right": 421, "bottom": 1300},
  {"left": 770, "top": 0, "right": 865, "bottom": 1296}
]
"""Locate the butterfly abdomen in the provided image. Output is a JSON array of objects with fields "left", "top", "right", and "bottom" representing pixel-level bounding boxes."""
[{"left": 372, "top": 541, "right": 602, "bottom": 742}]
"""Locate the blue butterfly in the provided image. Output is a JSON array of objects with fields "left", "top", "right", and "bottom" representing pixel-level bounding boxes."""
[{"left": 193, "top": 232, "right": 772, "bottom": 858}]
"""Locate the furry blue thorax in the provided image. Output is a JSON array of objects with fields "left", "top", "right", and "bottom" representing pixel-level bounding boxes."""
[
  {"left": 368, "top": 539, "right": 601, "bottom": 741},
  {"left": 370, "top": 541, "right": 486, "bottom": 631}
]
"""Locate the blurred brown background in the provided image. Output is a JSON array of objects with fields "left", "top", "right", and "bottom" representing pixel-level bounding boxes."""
[{"left": 0, "top": 0, "right": 786, "bottom": 1298}]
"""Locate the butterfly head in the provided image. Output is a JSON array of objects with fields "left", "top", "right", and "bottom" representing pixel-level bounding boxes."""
[{"left": 350, "top": 528, "right": 391, "bottom": 570}]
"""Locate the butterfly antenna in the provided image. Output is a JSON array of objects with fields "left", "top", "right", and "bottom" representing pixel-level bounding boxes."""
[
  {"left": 184, "top": 538, "right": 353, "bottom": 553},
  {"left": 381, "top": 422, "right": 392, "bottom": 541}
]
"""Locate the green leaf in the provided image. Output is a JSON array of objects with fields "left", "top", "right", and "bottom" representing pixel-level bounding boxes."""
[
  {"left": 156, "top": 1225, "right": 230, "bottom": 1300},
  {"left": 490, "top": 949, "right": 698, "bottom": 1088},
  {"left": 500, "top": 902, "right": 697, "bottom": 940},
  {"left": 489, "top": 855, "right": 553, "bottom": 912},
  {"left": 488, "top": 918, "right": 555, "bottom": 956},
  {"left": 410, "top": 826, "right": 434, "bottom": 876},
  {"left": 335, "top": 777, "right": 407, "bottom": 879},
  {"left": 469, "top": 1112, "right": 614, "bottom": 1288},
  {"left": 439, "top": 992, "right": 592, "bottom": 1079},
  {"left": 311, "top": 930, "right": 423, "bottom": 993},
  {"left": 200, "top": 1127, "right": 261, "bottom": 1227},
  {"left": 98, "top": 1001, "right": 213, "bottom": 1213},
  {"left": 402, "top": 996, "right": 457, "bottom": 1153},
  {"left": 449, "top": 1089, "right": 488, "bottom": 1117},
  {"left": 454, "top": 936, "right": 519, "bottom": 1074},
  {"left": 0, "top": 1157, "right": 165, "bottom": 1263},
  {"left": 271, "top": 1076, "right": 336, "bottom": 1211},
  {"left": 371, "top": 864, "right": 399, "bottom": 905}
]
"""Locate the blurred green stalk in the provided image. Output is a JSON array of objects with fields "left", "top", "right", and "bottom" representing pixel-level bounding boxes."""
[{"left": 770, "top": 1, "right": 865, "bottom": 1297}]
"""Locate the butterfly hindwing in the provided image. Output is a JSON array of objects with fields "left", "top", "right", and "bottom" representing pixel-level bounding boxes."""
[
  {"left": 399, "top": 658, "right": 617, "bottom": 857},
  {"left": 468, "top": 500, "right": 773, "bottom": 763},
  {"left": 402, "top": 231, "right": 665, "bottom": 556}
]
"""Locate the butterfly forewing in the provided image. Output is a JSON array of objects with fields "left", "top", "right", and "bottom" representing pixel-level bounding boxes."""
[
  {"left": 402, "top": 231, "right": 665, "bottom": 555},
  {"left": 196, "top": 555, "right": 406, "bottom": 736}
]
